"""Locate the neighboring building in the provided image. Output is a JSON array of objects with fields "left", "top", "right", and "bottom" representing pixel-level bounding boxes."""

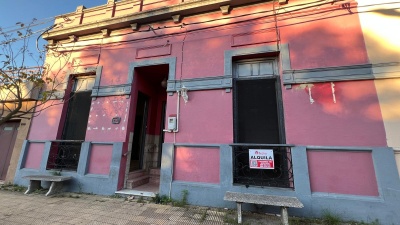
[
  {"left": 13, "top": 0, "right": 400, "bottom": 223},
  {"left": 0, "top": 76, "right": 40, "bottom": 183}
]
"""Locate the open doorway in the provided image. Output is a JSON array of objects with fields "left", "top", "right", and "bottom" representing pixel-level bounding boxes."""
[
  {"left": 130, "top": 91, "right": 149, "bottom": 171},
  {"left": 124, "top": 64, "right": 168, "bottom": 193}
]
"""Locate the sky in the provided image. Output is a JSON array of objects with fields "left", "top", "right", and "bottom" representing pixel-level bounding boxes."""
[
  {"left": 0, "top": 0, "right": 107, "bottom": 67},
  {"left": 0, "top": 0, "right": 106, "bottom": 27}
]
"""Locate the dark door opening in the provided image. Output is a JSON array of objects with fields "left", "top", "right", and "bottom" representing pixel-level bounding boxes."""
[
  {"left": 130, "top": 92, "right": 149, "bottom": 171},
  {"left": 48, "top": 76, "right": 93, "bottom": 171},
  {"left": 233, "top": 71, "right": 290, "bottom": 187},
  {"left": 62, "top": 90, "right": 92, "bottom": 141},
  {"left": 234, "top": 78, "right": 281, "bottom": 144},
  {"left": 0, "top": 121, "right": 19, "bottom": 180}
]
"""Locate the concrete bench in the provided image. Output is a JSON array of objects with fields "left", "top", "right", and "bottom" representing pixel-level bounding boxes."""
[
  {"left": 23, "top": 175, "right": 72, "bottom": 196},
  {"left": 224, "top": 191, "right": 303, "bottom": 225}
]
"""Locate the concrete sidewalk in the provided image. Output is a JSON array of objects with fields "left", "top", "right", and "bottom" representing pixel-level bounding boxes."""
[{"left": 0, "top": 190, "right": 283, "bottom": 225}]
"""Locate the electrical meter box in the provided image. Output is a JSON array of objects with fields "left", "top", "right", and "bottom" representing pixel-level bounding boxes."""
[{"left": 168, "top": 117, "right": 177, "bottom": 130}]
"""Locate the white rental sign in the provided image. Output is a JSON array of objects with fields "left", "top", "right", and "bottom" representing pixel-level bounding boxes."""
[{"left": 249, "top": 149, "right": 274, "bottom": 169}]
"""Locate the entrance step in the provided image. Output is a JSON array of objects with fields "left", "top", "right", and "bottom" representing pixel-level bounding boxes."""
[
  {"left": 128, "top": 170, "right": 147, "bottom": 180},
  {"left": 115, "top": 188, "right": 156, "bottom": 198},
  {"left": 127, "top": 175, "right": 150, "bottom": 189},
  {"left": 149, "top": 168, "right": 160, "bottom": 184}
]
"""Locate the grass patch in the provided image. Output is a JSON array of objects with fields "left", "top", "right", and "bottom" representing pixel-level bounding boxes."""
[
  {"left": 0, "top": 183, "right": 26, "bottom": 192},
  {"left": 322, "top": 210, "right": 342, "bottom": 225},
  {"left": 223, "top": 209, "right": 238, "bottom": 224},
  {"left": 109, "top": 194, "right": 123, "bottom": 199},
  {"left": 347, "top": 219, "right": 381, "bottom": 225},
  {"left": 33, "top": 188, "right": 47, "bottom": 194},
  {"left": 199, "top": 209, "right": 208, "bottom": 222},
  {"left": 137, "top": 196, "right": 145, "bottom": 203},
  {"left": 173, "top": 190, "right": 189, "bottom": 207},
  {"left": 152, "top": 194, "right": 173, "bottom": 204},
  {"left": 49, "top": 170, "right": 61, "bottom": 176},
  {"left": 290, "top": 216, "right": 321, "bottom": 225},
  {"left": 152, "top": 190, "right": 189, "bottom": 207}
]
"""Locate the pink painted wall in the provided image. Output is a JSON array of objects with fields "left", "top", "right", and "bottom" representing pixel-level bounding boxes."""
[
  {"left": 284, "top": 81, "right": 387, "bottom": 146},
  {"left": 24, "top": 143, "right": 45, "bottom": 169},
  {"left": 179, "top": 35, "right": 230, "bottom": 79},
  {"left": 87, "top": 145, "right": 113, "bottom": 175},
  {"left": 34, "top": 0, "right": 390, "bottom": 192},
  {"left": 280, "top": 2, "right": 369, "bottom": 69},
  {"left": 98, "top": 48, "right": 132, "bottom": 86},
  {"left": 85, "top": 96, "right": 129, "bottom": 142},
  {"left": 28, "top": 102, "right": 64, "bottom": 140},
  {"left": 174, "top": 147, "right": 220, "bottom": 184},
  {"left": 307, "top": 150, "right": 379, "bottom": 196},
  {"left": 164, "top": 90, "right": 233, "bottom": 144}
]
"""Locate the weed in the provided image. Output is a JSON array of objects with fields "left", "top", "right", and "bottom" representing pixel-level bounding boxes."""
[
  {"left": 49, "top": 170, "right": 61, "bottom": 176},
  {"left": 348, "top": 219, "right": 381, "bottom": 225},
  {"left": 109, "top": 194, "right": 123, "bottom": 198},
  {"left": 173, "top": 190, "right": 189, "bottom": 207},
  {"left": 199, "top": 209, "right": 208, "bottom": 222},
  {"left": 370, "top": 219, "right": 381, "bottom": 225},
  {"left": 290, "top": 217, "right": 320, "bottom": 225},
  {"left": 322, "top": 210, "right": 341, "bottom": 225},
  {"left": 137, "top": 196, "right": 145, "bottom": 203},
  {"left": 223, "top": 210, "right": 238, "bottom": 224},
  {"left": 182, "top": 190, "right": 188, "bottom": 203},
  {"left": 33, "top": 188, "right": 46, "bottom": 194},
  {"left": 68, "top": 194, "right": 81, "bottom": 198},
  {"left": 152, "top": 194, "right": 172, "bottom": 204},
  {"left": 153, "top": 190, "right": 189, "bottom": 207},
  {"left": 0, "top": 183, "right": 26, "bottom": 192}
]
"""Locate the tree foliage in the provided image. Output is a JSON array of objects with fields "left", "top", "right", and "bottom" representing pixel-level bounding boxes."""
[{"left": 0, "top": 19, "right": 69, "bottom": 126}]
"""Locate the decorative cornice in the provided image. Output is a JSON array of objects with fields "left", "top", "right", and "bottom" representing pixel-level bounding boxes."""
[
  {"left": 279, "top": 0, "right": 289, "bottom": 5},
  {"left": 130, "top": 23, "right": 139, "bottom": 31},
  {"left": 171, "top": 15, "right": 181, "bottom": 23},
  {"left": 101, "top": 29, "right": 110, "bottom": 37},
  {"left": 43, "top": 0, "right": 264, "bottom": 40},
  {"left": 220, "top": 5, "right": 231, "bottom": 15}
]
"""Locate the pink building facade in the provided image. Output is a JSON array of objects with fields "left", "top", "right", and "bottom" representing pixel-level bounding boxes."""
[{"left": 13, "top": 0, "right": 400, "bottom": 223}]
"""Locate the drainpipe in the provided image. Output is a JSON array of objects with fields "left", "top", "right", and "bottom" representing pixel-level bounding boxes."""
[
  {"left": 174, "top": 90, "right": 180, "bottom": 133},
  {"left": 162, "top": 89, "right": 183, "bottom": 196}
]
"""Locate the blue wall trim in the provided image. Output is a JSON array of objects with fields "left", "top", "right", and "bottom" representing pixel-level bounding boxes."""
[
  {"left": 159, "top": 143, "right": 400, "bottom": 224},
  {"left": 13, "top": 140, "right": 123, "bottom": 195},
  {"left": 282, "top": 62, "right": 400, "bottom": 86}
]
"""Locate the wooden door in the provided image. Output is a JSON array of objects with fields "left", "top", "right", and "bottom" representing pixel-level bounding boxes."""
[{"left": 0, "top": 121, "right": 19, "bottom": 180}]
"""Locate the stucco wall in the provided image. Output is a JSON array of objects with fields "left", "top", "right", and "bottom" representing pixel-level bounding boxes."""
[
  {"left": 16, "top": 1, "right": 400, "bottom": 224},
  {"left": 307, "top": 150, "right": 379, "bottom": 196},
  {"left": 284, "top": 80, "right": 386, "bottom": 146},
  {"left": 358, "top": 0, "right": 400, "bottom": 174}
]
